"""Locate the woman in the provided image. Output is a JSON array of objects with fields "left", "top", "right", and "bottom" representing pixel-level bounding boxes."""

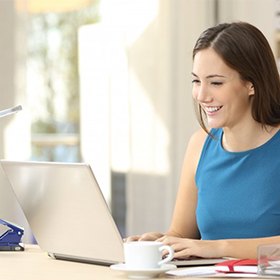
[{"left": 126, "top": 22, "right": 280, "bottom": 259}]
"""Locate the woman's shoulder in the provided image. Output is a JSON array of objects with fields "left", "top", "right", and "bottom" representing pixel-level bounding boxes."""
[
  {"left": 189, "top": 128, "right": 209, "bottom": 149},
  {"left": 185, "top": 128, "right": 209, "bottom": 165}
]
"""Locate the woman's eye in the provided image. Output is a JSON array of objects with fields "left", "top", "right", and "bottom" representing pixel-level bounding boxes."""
[
  {"left": 211, "top": 81, "right": 223, "bottom": 86},
  {"left": 192, "top": 79, "right": 200, "bottom": 84}
]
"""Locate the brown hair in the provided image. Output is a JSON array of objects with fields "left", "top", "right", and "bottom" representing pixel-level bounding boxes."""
[{"left": 192, "top": 22, "right": 280, "bottom": 132}]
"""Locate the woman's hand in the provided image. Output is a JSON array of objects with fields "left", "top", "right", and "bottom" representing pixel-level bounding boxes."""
[
  {"left": 157, "top": 235, "right": 225, "bottom": 259},
  {"left": 124, "top": 232, "right": 164, "bottom": 242}
]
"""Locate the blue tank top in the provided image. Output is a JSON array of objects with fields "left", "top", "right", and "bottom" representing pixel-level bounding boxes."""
[{"left": 195, "top": 128, "right": 280, "bottom": 240}]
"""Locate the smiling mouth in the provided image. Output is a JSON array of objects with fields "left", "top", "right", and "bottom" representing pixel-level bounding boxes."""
[{"left": 204, "top": 106, "right": 223, "bottom": 113}]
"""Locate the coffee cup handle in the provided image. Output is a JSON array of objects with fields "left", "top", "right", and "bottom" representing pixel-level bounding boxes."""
[{"left": 158, "top": 245, "right": 174, "bottom": 266}]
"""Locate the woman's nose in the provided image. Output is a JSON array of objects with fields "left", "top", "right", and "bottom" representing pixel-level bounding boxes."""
[{"left": 194, "top": 85, "right": 213, "bottom": 103}]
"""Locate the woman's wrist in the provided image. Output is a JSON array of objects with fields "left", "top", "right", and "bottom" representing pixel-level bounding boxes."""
[
  {"left": 216, "top": 239, "right": 232, "bottom": 258},
  {"left": 216, "top": 238, "right": 258, "bottom": 259}
]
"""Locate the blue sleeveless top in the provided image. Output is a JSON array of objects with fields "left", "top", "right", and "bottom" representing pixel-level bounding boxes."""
[{"left": 195, "top": 128, "right": 280, "bottom": 240}]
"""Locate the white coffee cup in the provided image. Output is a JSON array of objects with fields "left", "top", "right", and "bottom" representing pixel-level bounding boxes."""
[{"left": 124, "top": 241, "right": 174, "bottom": 269}]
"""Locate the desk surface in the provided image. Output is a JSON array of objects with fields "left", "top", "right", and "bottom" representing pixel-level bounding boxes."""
[{"left": 0, "top": 245, "right": 263, "bottom": 280}]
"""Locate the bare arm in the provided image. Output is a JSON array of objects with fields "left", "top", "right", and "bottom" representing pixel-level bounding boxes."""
[{"left": 165, "top": 129, "right": 207, "bottom": 239}]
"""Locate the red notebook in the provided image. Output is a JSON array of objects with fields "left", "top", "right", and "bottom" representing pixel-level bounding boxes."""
[{"left": 215, "top": 259, "right": 258, "bottom": 274}]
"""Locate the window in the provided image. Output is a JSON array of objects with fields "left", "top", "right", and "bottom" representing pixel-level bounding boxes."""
[{"left": 26, "top": 2, "right": 99, "bottom": 162}]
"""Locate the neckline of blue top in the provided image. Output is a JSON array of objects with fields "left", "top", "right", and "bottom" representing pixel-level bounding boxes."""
[{"left": 211, "top": 128, "right": 280, "bottom": 155}]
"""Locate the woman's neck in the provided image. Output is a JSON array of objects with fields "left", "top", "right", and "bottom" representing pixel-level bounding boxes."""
[{"left": 221, "top": 124, "right": 279, "bottom": 152}]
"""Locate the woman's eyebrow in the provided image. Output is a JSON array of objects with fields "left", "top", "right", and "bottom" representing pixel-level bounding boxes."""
[{"left": 191, "top": 72, "right": 226, "bottom": 79}]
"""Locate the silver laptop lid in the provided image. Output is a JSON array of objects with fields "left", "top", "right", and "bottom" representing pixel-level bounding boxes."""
[{"left": 0, "top": 160, "right": 124, "bottom": 265}]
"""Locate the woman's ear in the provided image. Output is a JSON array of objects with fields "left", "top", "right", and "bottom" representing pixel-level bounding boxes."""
[{"left": 248, "top": 83, "right": 254, "bottom": 96}]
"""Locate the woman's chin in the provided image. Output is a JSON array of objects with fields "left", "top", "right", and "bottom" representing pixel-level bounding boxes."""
[{"left": 206, "top": 122, "right": 223, "bottom": 129}]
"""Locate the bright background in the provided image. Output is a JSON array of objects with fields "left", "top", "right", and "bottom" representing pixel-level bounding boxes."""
[{"left": 0, "top": 0, "right": 277, "bottom": 242}]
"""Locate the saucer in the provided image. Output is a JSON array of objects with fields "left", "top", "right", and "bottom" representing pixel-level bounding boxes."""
[{"left": 110, "top": 263, "right": 177, "bottom": 279}]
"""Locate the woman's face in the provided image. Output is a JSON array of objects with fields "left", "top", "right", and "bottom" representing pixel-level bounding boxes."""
[{"left": 192, "top": 48, "right": 254, "bottom": 129}]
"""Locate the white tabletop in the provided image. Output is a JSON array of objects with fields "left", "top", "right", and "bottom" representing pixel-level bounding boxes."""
[{"left": 0, "top": 245, "right": 264, "bottom": 280}]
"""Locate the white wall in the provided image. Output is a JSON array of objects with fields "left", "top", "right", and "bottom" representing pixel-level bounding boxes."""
[{"left": 219, "top": 0, "right": 275, "bottom": 51}]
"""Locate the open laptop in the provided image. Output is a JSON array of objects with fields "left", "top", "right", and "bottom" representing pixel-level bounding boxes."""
[
  {"left": 0, "top": 160, "right": 225, "bottom": 267},
  {"left": 0, "top": 160, "right": 124, "bottom": 265}
]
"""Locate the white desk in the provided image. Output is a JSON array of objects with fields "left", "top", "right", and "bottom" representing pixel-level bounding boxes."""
[{"left": 0, "top": 245, "right": 263, "bottom": 280}]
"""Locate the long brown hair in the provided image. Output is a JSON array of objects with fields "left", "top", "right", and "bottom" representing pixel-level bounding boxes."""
[{"left": 192, "top": 22, "right": 280, "bottom": 132}]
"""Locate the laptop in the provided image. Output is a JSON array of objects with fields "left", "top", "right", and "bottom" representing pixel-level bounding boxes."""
[
  {"left": 0, "top": 160, "right": 124, "bottom": 265},
  {"left": 0, "top": 160, "right": 225, "bottom": 267}
]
